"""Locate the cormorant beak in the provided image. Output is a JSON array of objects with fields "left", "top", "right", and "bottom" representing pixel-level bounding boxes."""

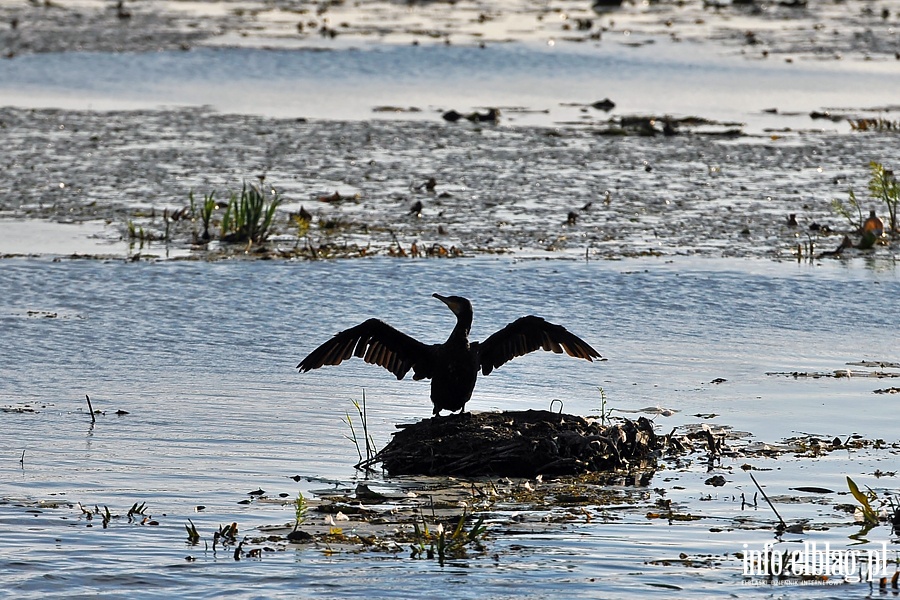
[{"left": 433, "top": 293, "right": 458, "bottom": 314}]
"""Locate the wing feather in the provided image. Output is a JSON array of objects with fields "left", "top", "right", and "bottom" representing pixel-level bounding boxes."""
[
  {"left": 298, "top": 318, "right": 433, "bottom": 380},
  {"left": 478, "top": 315, "right": 601, "bottom": 376},
  {"left": 340, "top": 338, "right": 355, "bottom": 361}
]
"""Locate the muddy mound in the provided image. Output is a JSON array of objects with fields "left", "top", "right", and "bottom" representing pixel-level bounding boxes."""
[{"left": 367, "top": 410, "right": 659, "bottom": 477}]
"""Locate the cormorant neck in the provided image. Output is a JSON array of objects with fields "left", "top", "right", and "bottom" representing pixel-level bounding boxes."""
[{"left": 450, "top": 310, "right": 472, "bottom": 341}]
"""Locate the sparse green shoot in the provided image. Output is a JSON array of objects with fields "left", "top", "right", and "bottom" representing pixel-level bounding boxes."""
[
  {"left": 343, "top": 390, "right": 378, "bottom": 471},
  {"left": 847, "top": 476, "right": 879, "bottom": 526},
  {"left": 185, "top": 519, "right": 201, "bottom": 545},
  {"left": 868, "top": 161, "right": 899, "bottom": 234},
  {"left": 831, "top": 189, "right": 865, "bottom": 231},
  {"left": 294, "top": 492, "right": 308, "bottom": 531},
  {"left": 597, "top": 386, "right": 612, "bottom": 427}
]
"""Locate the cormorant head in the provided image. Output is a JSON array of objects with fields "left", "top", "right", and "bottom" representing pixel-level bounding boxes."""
[{"left": 433, "top": 293, "right": 472, "bottom": 317}]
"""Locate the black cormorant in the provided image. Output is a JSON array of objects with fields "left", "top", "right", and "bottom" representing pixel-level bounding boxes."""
[{"left": 297, "top": 294, "right": 601, "bottom": 415}]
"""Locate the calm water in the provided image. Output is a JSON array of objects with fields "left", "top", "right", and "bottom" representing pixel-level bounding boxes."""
[
  {"left": 1, "top": 255, "right": 898, "bottom": 598},
  {"left": 0, "top": 42, "right": 897, "bottom": 132}
]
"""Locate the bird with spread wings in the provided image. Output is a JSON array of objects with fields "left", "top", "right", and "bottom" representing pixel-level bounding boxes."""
[{"left": 298, "top": 294, "right": 601, "bottom": 415}]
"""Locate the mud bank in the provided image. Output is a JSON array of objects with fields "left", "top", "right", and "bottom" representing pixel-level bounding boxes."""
[
  {"left": 2, "top": 0, "right": 899, "bottom": 60},
  {"left": 1, "top": 105, "right": 898, "bottom": 260}
]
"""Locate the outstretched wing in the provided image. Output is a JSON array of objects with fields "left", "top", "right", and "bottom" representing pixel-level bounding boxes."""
[
  {"left": 297, "top": 318, "right": 434, "bottom": 380},
  {"left": 477, "top": 316, "right": 601, "bottom": 376}
]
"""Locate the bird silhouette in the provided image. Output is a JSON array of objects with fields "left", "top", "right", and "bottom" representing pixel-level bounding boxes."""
[{"left": 297, "top": 294, "right": 601, "bottom": 415}]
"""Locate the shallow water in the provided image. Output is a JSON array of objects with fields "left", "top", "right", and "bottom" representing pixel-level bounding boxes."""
[
  {"left": 1, "top": 256, "right": 898, "bottom": 597},
  {"left": 0, "top": 220, "right": 126, "bottom": 257},
  {"left": 0, "top": 42, "right": 897, "bottom": 132}
]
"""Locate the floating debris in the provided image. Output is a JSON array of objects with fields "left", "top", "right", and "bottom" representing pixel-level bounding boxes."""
[{"left": 442, "top": 108, "right": 500, "bottom": 124}]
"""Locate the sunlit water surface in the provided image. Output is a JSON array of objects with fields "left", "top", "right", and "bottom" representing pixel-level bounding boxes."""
[
  {"left": 0, "top": 42, "right": 897, "bottom": 133},
  {"left": 0, "top": 256, "right": 898, "bottom": 598}
]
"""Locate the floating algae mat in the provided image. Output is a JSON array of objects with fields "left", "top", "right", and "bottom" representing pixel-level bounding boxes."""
[{"left": 366, "top": 410, "right": 660, "bottom": 477}]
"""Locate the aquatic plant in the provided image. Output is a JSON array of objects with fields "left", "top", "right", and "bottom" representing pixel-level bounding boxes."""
[
  {"left": 410, "top": 511, "right": 487, "bottom": 563},
  {"left": 831, "top": 189, "right": 865, "bottom": 231},
  {"left": 889, "top": 496, "right": 900, "bottom": 536},
  {"left": 597, "top": 386, "right": 612, "bottom": 427},
  {"left": 127, "top": 502, "right": 147, "bottom": 522},
  {"left": 126, "top": 220, "right": 149, "bottom": 248},
  {"left": 292, "top": 213, "right": 310, "bottom": 239},
  {"left": 293, "top": 492, "right": 308, "bottom": 532},
  {"left": 189, "top": 190, "right": 217, "bottom": 241},
  {"left": 84, "top": 394, "right": 96, "bottom": 423},
  {"left": 748, "top": 472, "right": 787, "bottom": 532},
  {"left": 185, "top": 519, "right": 201, "bottom": 545},
  {"left": 868, "top": 161, "right": 899, "bottom": 235},
  {"left": 847, "top": 476, "right": 879, "bottom": 526},
  {"left": 213, "top": 522, "right": 239, "bottom": 550},
  {"left": 833, "top": 161, "right": 899, "bottom": 236},
  {"left": 849, "top": 117, "right": 900, "bottom": 132},
  {"left": 343, "top": 391, "right": 378, "bottom": 470},
  {"left": 220, "top": 182, "right": 282, "bottom": 244}
]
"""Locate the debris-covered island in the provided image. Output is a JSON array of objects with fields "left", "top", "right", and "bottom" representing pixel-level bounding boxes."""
[{"left": 365, "top": 410, "right": 660, "bottom": 477}]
